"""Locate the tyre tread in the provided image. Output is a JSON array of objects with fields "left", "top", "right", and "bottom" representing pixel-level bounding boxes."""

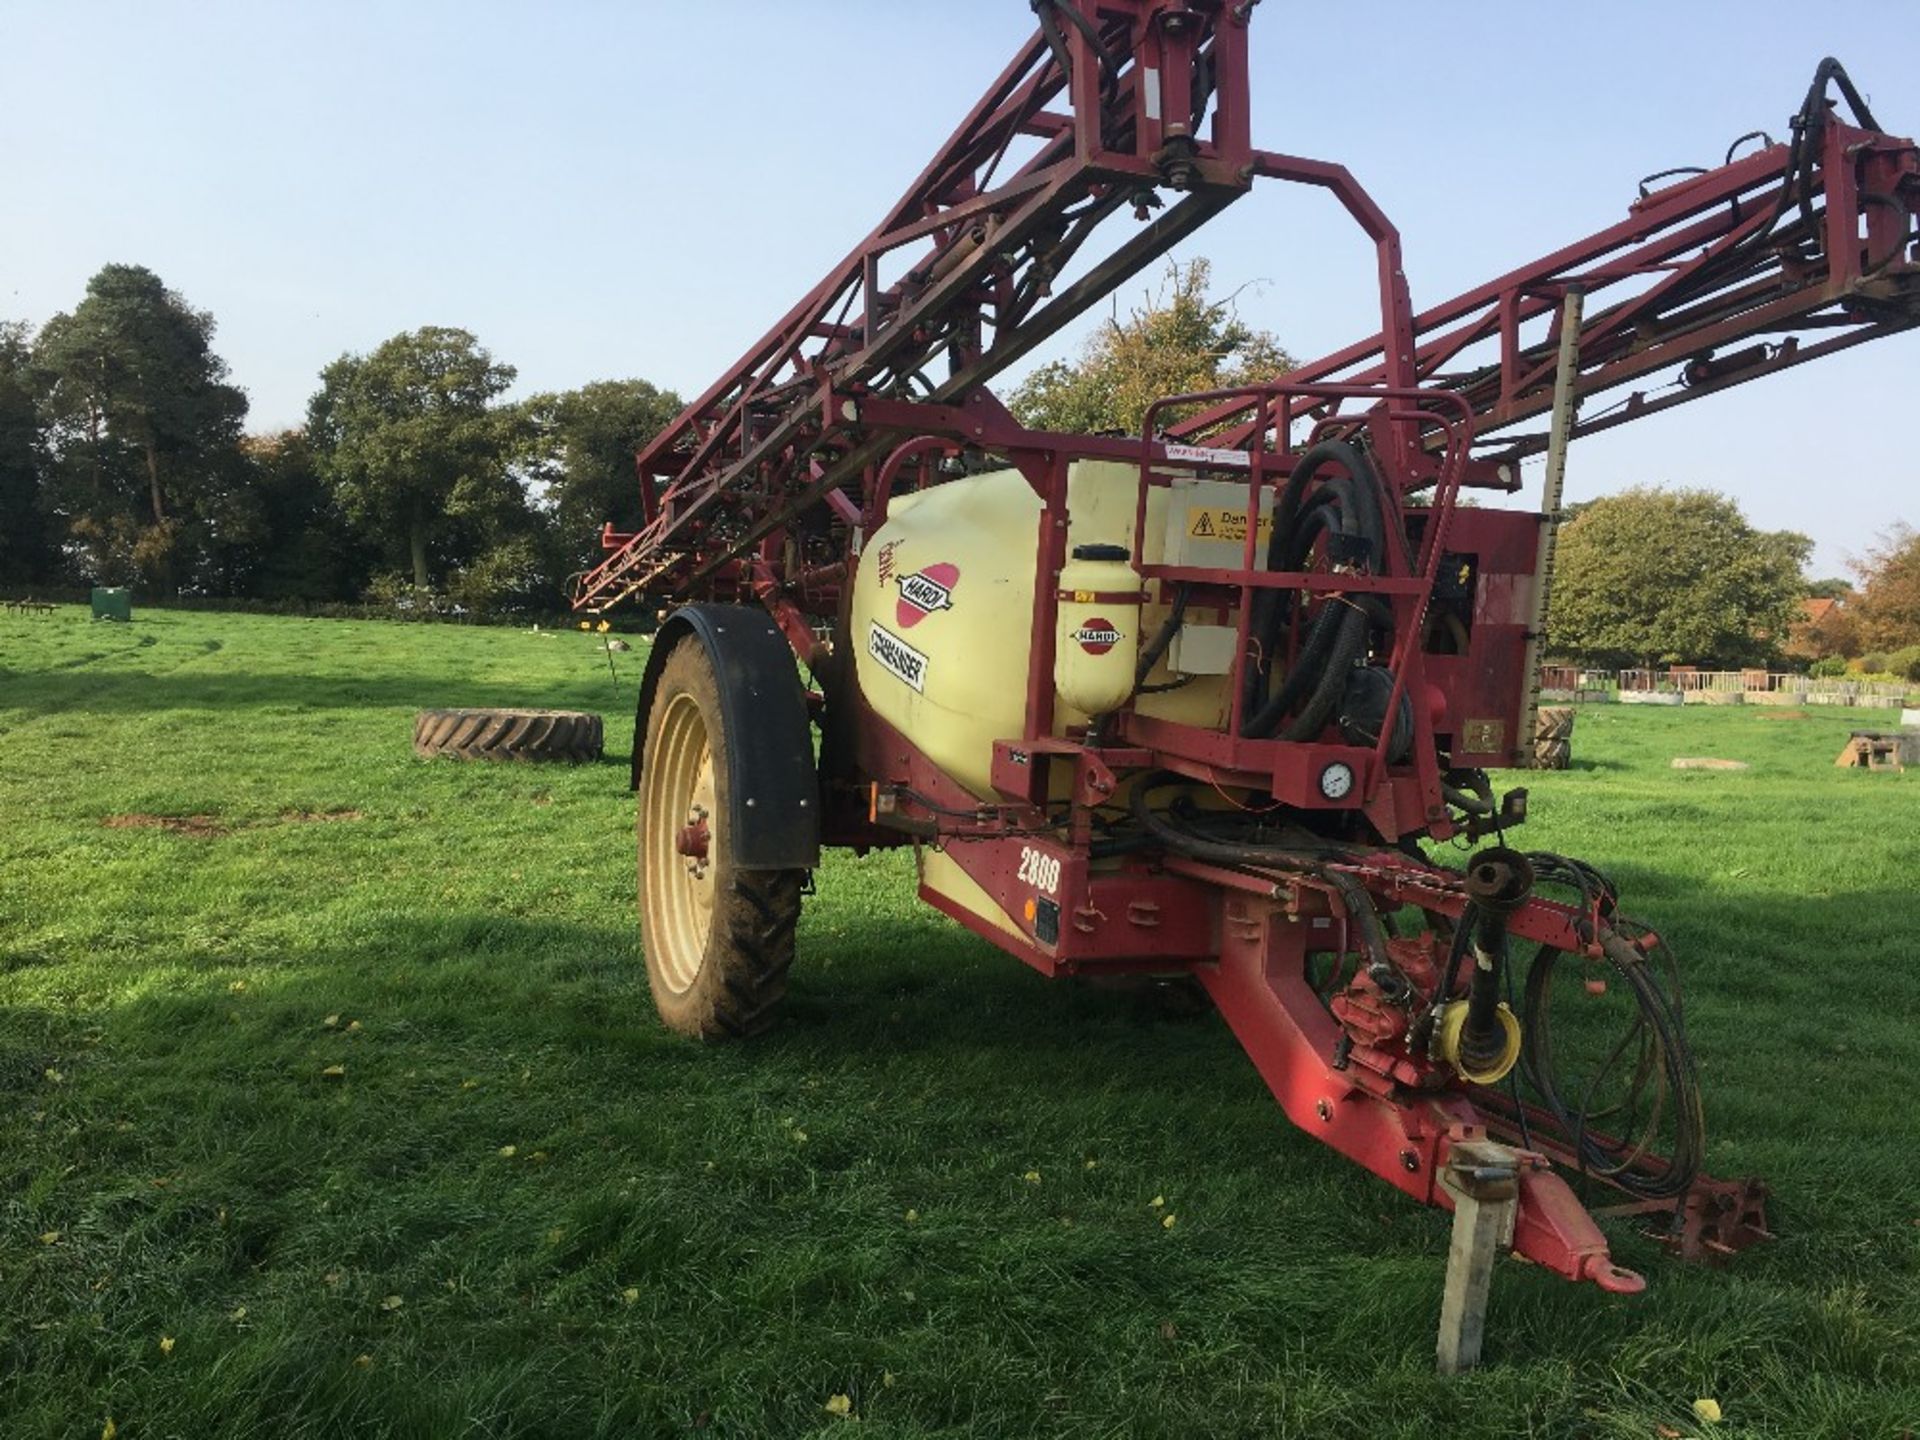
[{"left": 412, "top": 707, "right": 604, "bottom": 762}]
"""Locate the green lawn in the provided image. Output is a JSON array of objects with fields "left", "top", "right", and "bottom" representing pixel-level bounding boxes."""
[{"left": 1, "top": 606, "right": 1916, "bottom": 1439}]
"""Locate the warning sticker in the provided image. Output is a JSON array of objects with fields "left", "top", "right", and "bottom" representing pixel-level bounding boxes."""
[{"left": 1184, "top": 508, "right": 1273, "bottom": 544}]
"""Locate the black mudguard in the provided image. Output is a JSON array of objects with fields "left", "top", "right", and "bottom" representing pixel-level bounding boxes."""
[{"left": 632, "top": 604, "right": 820, "bottom": 871}]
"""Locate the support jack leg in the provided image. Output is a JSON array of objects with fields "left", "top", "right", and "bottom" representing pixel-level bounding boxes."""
[{"left": 1436, "top": 1140, "right": 1520, "bottom": 1374}]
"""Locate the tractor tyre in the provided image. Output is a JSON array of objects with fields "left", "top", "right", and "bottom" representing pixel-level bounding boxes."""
[
  {"left": 413, "top": 708, "right": 604, "bottom": 762},
  {"left": 1533, "top": 706, "right": 1575, "bottom": 770},
  {"left": 638, "top": 638, "right": 803, "bottom": 1040}
]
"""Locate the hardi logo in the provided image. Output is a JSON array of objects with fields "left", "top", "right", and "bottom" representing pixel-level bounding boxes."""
[
  {"left": 1072, "top": 618, "right": 1121, "bottom": 655},
  {"left": 895, "top": 562, "right": 959, "bottom": 628}
]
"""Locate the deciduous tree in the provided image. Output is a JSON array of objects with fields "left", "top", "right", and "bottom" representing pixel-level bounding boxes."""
[
  {"left": 307, "top": 328, "right": 527, "bottom": 592},
  {"left": 1849, "top": 523, "right": 1920, "bottom": 652},
  {"left": 1008, "top": 258, "right": 1292, "bottom": 435},
  {"left": 521, "top": 378, "right": 682, "bottom": 575},
  {"left": 239, "top": 430, "right": 377, "bottom": 602},
  {"left": 1547, "top": 487, "right": 1811, "bottom": 669},
  {"left": 0, "top": 322, "right": 54, "bottom": 586}
]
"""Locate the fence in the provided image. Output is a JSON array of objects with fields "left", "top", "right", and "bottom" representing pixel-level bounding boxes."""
[{"left": 1541, "top": 665, "right": 1914, "bottom": 708}]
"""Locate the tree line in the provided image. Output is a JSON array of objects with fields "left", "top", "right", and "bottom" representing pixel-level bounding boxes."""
[
  {"left": 4, "top": 259, "right": 1915, "bottom": 671},
  {"left": 0, "top": 264, "right": 680, "bottom": 616},
  {"left": 1551, "top": 495, "right": 1920, "bottom": 678}
]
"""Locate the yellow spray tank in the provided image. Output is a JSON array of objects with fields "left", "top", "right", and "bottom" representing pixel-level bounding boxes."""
[{"left": 850, "top": 460, "right": 1234, "bottom": 798}]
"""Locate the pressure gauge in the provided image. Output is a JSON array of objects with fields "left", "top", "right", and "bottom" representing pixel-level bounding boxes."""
[{"left": 1318, "top": 762, "right": 1355, "bottom": 801}]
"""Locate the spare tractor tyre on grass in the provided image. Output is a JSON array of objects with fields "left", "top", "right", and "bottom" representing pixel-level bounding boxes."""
[
  {"left": 412, "top": 708, "right": 604, "bottom": 762},
  {"left": 1534, "top": 705, "right": 1575, "bottom": 770}
]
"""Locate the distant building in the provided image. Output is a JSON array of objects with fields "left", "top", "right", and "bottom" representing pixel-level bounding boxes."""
[{"left": 1785, "top": 593, "right": 1856, "bottom": 661}]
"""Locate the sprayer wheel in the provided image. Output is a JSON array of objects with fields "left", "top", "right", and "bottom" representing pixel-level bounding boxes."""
[
  {"left": 413, "top": 708, "right": 603, "bottom": 762},
  {"left": 638, "top": 639, "right": 802, "bottom": 1040}
]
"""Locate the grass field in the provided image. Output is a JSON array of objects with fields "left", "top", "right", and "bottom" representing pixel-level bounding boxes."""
[{"left": 1, "top": 606, "right": 1916, "bottom": 1439}]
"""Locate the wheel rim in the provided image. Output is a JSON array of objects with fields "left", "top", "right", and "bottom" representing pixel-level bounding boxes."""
[{"left": 642, "top": 690, "right": 718, "bottom": 993}]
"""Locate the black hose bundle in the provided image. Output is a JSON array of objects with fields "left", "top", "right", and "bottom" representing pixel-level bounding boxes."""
[
  {"left": 1513, "top": 923, "right": 1704, "bottom": 1200},
  {"left": 1126, "top": 772, "right": 1402, "bottom": 992},
  {"left": 1524, "top": 850, "right": 1619, "bottom": 944},
  {"left": 1239, "top": 441, "right": 1388, "bottom": 742},
  {"left": 1443, "top": 768, "right": 1495, "bottom": 816},
  {"left": 1458, "top": 850, "right": 1700, "bottom": 1200},
  {"left": 1784, "top": 58, "right": 1882, "bottom": 261}
]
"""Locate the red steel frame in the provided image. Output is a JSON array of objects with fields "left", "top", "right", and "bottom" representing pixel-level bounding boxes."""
[{"left": 578, "top": 4, "right": 1920, "bottom": 1291}]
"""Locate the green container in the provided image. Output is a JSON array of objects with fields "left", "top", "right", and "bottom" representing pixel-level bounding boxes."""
[{"left": 91, "top": 587, "right": 132, "bottom": 622}]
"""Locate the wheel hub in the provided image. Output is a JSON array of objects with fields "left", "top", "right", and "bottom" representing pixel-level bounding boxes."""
[{"left": 676, "top": 806, "right": 711, "bottom": 875}]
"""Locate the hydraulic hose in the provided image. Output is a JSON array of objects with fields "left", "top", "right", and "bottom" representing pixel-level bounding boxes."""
[
  {"left": 1133, "top": 583, "right": 1191, "bottom": 688},
  {"left": 1127, "top": 773, "right": 1398, "bottom": 986},
  {"left": 1409, "top": 910, "right": 1476, "bottom": 1055},
  {"left": 1516, "top": 924, "right": 1704, "bottom": 1199},
  {"left": 1457, "top": 850, "right": 1699, "bottom": 1201},
  {"left": 1442, "top": 768, "right": 1496, "bottom": 818},
  {"left": 1275, "top": 606, "right": 1369, "bottom": 743},
  {"left": 1241, "top": 443, "right": 1351, "bottom": 724},
  {"left": 1244, "top": 592, "right": 1366, "bottom": 741}
]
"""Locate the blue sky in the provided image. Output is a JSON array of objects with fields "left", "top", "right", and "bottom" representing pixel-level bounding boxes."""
[{"left": 5, "top": 0, "right": 1917, "bottom": 573}]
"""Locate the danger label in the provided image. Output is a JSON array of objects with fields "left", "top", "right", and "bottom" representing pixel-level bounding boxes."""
[
  {"left": 1185, "top": 508, "right": 1272, "bottom": 544},
  {"left": 867, "top": 621, "right": 928, "bottom": 692},
  {"left": 1072, "top": 618, "right": 1122, "bottom": 656}
]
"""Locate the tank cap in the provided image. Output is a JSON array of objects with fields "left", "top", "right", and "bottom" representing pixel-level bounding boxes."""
[{"left": 1071, "top": 542, "right": 1131, "bottom": 561}]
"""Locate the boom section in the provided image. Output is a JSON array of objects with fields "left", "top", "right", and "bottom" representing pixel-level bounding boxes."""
[
  {"left": 574, "top": 1, "right": 1267, "bottom": 614},
  {"left": 1173, "top": 61, "right": 1920, "bottom": 477}
]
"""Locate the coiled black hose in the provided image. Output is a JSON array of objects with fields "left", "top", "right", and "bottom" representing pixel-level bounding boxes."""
[
  {"left": 1459, "top": 851, "right": 1698, "bottom": 1200},
  {"left": 1240, "top": 442, "right": 1387, "bottom": 741},
  {"left": 1514, "top": 925, "right": 1703, "bottom": 1200}
]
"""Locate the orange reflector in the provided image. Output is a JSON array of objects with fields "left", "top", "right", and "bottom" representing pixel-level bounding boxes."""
[{"left": 1023, "top": 899, "right": 1037, "bottom": 922}]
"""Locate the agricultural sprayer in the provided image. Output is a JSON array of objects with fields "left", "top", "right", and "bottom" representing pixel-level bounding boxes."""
[{"left": 571, "top": 2, "right": 1920, "bottom": 1329}]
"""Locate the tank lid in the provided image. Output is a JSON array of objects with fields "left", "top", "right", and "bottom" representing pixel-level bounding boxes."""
[{"left": 1070, "top": 542, "right": 1131, "bottom": 562}]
